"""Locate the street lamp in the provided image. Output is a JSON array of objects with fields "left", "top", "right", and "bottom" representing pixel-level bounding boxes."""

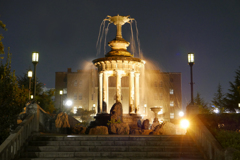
[
  {"left": 188, "top": 53, "right": 195, "bottom": 105},
  {"left": 32, "top": 52, "right": 39, "bottom": 100},
  {"left": 59, "top": 90, "right": 63, "bottom": 111},
  {"left": 27, "top": 70, "right": 32, "bottom": 100}
]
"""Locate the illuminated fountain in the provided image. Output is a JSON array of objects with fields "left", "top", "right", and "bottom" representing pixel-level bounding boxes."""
[
  {"left": 92, "top": 15, "right": 145, "bottom": 125},
  {"left": 150, "top": 107, "right": 162, "bottom": 123}
]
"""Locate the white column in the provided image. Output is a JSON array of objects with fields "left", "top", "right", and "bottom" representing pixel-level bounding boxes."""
[
  {"left": 98, "top": 72, "right": 103, "bottom": 113},
  {"left": 116, "top": 71, "right": 122, "bottom": 103},
  {"left": 103, "top": 72, "right": 108, "bottom": 113},
  {"left": 134, "top": 73, "right": 140, "bottom": 114},
  {"left": 129, "top": 71, "right": 135, "bottom": 114}
]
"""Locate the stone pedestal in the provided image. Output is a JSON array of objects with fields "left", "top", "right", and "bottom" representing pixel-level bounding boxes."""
[
  {"left": 153, "top": 118, "right": 159, "bottom": 123},
  {"left": 93, "top": 113, "right": 142, "bottom": 127},
  {"left": 122, "top": 114, "right": 142, "bottom": 126}
]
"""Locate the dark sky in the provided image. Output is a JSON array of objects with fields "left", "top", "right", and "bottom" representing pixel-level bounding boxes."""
[{"left": 1, "top": 0, "right": 240, "bottom": 108}]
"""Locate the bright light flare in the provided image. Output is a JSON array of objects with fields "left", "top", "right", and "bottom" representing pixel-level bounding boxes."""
[
  {"left": 213, "top": 108, "right": 219, "bottom": 113},
  {"left": 180, "top": 119, "right": 189, "bottom": 129},
  {"left": 179, "top": 111, "right": 184, "bottom": 117},
  {"left": 66, "top": 100, "right": 73, "bottom": 107}
]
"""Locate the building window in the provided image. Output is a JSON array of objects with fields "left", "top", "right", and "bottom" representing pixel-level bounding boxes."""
[
  {"left": 79, "top": 93, "right": 82, "bottom": 100},
  {"left": 159, "top": 81, "right": 163, "bottom": 87},
  {"left": 154, "top": 93, "right": 158, "bottom": 100},
  {"left": 74, "top": 80, "right": 77, "bottom": 86},
  {"left": 159, "top": 93, "right": 163, "bottom": 100},
  {"left": 154, "top": 81, "right": 158, "bottom": 87},
  {"left": 170, "top": 113, "right": 174, "bottom": 119},
  {"left": 74, "top": 93, "right": 77, "bottom": 100},
  {"left": 63, "top": 88, "right": 67, "bottom": 94},
  {"left": 79, "top": 80, "right": 83, "bottom": 86},
  {"left": 170, "top": 89, "right": 174, "bottom": 95},
  {"left": 63, "top": 77, "right": 67, "bottom": 82},
  {"left": 73, "top": 106, "right": 77, "bottom": 114},
  {"left": 170, "top": 101, "right": 174, "bottom": 106}
]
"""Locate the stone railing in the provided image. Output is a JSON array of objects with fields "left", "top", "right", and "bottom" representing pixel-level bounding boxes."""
[
  {"left": 187, "top": 116, "right": 236, "bottom": 160},
  {"left": 0, "top": 103, "right": 40, "bottom": 160}
]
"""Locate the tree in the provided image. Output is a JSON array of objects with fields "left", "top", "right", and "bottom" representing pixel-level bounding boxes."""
[
  {"left": 36, "top": 89, "right": 56, "bottom": 113},
  {"left": 0, "top": 49, "right": 28, "bottom": 144},
  {"left": 0, "top": 20, "right": 28, "bottom": 144},
  {"left": 194, "top": 92, "right": 211, "bottom": 114},
  {"left": 212, "top": 83, "right": 225, "bottom": 113},
  {"left": 0, "top": 19, "right": 7, "bottom": 55},
  {"left": 17, "top": 73, "right": 56, "bottom": 113},
  {"left": 17, "top": 72, "right": 44, "bottom": 96},
  {"left": 224, "top": 66, "right": 240, "bottom": 112}
]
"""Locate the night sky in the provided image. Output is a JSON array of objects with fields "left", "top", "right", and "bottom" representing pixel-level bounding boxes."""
[{"left": 1, "top": 0, "right": 240, "bottom": 109}]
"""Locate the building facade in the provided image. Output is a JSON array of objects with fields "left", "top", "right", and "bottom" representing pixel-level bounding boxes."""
[{"left": 55, "top": 68, "right": 182, "bottom": 122}]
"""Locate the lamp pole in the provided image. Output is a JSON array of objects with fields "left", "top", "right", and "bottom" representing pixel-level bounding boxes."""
[
  {"left": 32, "top": 52, "right": 39, "bottom": 100},
  {"left": 188, "top": 53, "right": 195, "bottom": 105},
  {"left": 59, "top": 90, "right": 63, "bottom": 111},
  {"left": 28, "top": 70, "right": 33, "bottom": 100}
]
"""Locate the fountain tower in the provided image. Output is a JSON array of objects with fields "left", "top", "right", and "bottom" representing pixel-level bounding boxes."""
[{"left": 92, "top": 15, "right": 145, "bottom": 125}]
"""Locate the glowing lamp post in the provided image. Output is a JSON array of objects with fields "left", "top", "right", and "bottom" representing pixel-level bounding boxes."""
[
  {"left": 32, "top": 52, "right": 39, "bottom": 100},
  {"left": 59, "top": 90, "right": 63, "bottom": 111},
  {"left": 188, "top": 53, "right": 194, "bottom": 105},
  {"left": 28, "top": 70, "right": 33, "bottom": 100}
]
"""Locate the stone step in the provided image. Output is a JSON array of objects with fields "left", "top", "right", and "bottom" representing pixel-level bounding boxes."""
[
  {"left": 28, "top": 140, "right": 194, "bottom": 146},
  {"left": 32, "top": 135, "right": 190, "bottom": 142},
  {"left": 19, "top": 158, "right": 205, "bottom": 160},
  {"left": 20, "top": 151, "right": 203, "bottom": 159},
  {"left": 26, "top": 145, "right": 198, "bottom": 152},
  {"left": 18, "top": 135, "right": 204, "bottom": 160}
]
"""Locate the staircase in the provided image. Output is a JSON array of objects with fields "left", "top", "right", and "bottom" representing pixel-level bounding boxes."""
[{"left": 18, "top": 134, "right": 204, "bottom": 160}]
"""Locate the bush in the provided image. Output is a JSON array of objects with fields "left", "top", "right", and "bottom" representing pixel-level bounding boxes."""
[
  {"left": 107, "top": 119, "right": 121, "bottom": 126},
  {"left": 211, "top": 128, "right": 240, "bottom": 150},
  {"left": 198, "top": 114, "right": 240, "bottom": 156}
]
